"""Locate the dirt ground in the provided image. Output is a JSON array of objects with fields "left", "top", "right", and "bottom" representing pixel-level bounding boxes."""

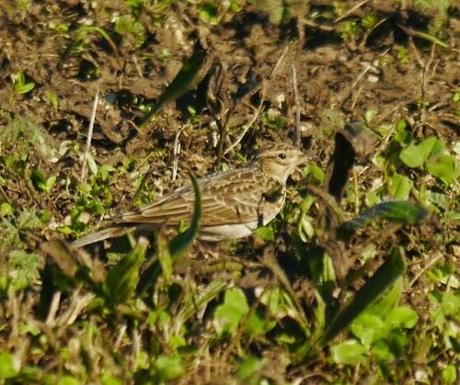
[
  {"left": 0, "top": 0, "right": 459, "bottom": 383},
  {"left": 0, "top": 1, "right": 457, "bottom": 218}
]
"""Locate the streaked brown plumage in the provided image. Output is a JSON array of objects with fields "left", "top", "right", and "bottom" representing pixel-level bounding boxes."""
[{"left": 70, "top": 143, "right": 307, "bottom": 249}]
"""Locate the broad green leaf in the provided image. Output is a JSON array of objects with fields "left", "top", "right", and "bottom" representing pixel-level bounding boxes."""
[
  {"left": 245, "top": 310, "right": 275, "bottom": 336},
  {"left": 351, "top": 313, "right": 386, "bottom": 348},
  {"left": 140, "top": 40, "right": 208, "bottom": 125},
  {"left": 365, "top": 278, "right": 403, "bottom": 319},
  {"left": 393, "top": 119, "right": 411, "bottom": 145},
  {"left": 441, "top": 291, "right": 460, "bottom": 316},
  {"left": 426, "top": 153, "right": 459, "bottom": 186},
  {"left": 399, "top": 137, "right": 443, "bottom": 168},
  {"left": 0, "top": 352, "right": 18, "bottom": 379},
  {"left": 388, "top": 173, "right": 412, "bottom": 200},
  {"left": 386, "top": 306, "right": 419, "bottom": 329},
  {"left": 15, "top": 81, "right": 35, "bottom": 94},
  {"left": 339, "top": 200, "right": 428, "bottom": 233},
  {"left": 12, "top": 71, "right": 35, "bottom": 94},
  {"left": 323, "top": 248, "right": 405, "bottom": 344},
  {"left": 387, "top": 329, "right": 409, "bottom": 356},
  {"left": 214, "top": 288, "right": 249, "bottom": 336},
  {"left": 331, "top": 340, "right": 367, "bottom": 365},
  {"left": 168, "top": 171, "right": 201, "bottom": 258},
  {"left": 442, "top": 364, "right": 457, "bottom": 384},
  {"left": 371, "top": 340, "right": 395, "bottom": 362}
]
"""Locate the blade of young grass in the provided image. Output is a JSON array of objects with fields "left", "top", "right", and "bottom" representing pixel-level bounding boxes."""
[
  {"left": 137, "top": 170, "right": 201, "bottom": 295},
  {"left": 140, "top": 40, "right": 208, "bottom": 125},
  {"left": 322, "top": 248, "right": 406, "bottom": 344},
  {"left": 168, "top": 170, "right": 201, "bottom": 258},
  {"left": 339, "top": 200, "right": 428, "bottom": 234},
  {"left": 104, "top": 237, "right": 148, "bottom": 306}
]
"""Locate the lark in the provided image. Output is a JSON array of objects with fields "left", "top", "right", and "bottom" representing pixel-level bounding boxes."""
[{"left": 70, "top": 143, "right": 307, "bottom": 249}]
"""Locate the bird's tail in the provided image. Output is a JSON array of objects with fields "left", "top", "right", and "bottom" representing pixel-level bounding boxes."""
[{"left": 70, "top": 226, "right": 133, "bottom": 250}]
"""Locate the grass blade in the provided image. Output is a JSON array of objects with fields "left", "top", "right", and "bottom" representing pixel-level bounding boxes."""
[
  {"left": 140, "top": 40, "right": 208, "bottom": 125},
  {"left": 339, "top": 200, "right": 428, "bottom": 234},
  {"left": 322, "top": 248, "right": 406, "bottom": 344},
  {"left": 168, "top": 170, "right": 201, "bottom": 258}
]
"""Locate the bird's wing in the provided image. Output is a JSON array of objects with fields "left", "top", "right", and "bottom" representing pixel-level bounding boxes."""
[{"left": 117, "top": 170, "right": 283, "bottom": 227}]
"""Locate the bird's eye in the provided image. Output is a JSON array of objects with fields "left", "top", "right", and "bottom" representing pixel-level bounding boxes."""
[{"left": 278, "top": 152, "right": 287, "bottom": 159}]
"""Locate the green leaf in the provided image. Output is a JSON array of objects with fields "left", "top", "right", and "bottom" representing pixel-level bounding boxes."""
[
  {"left": 366, "top": 279, "right": 403, "bottom": 319},
  {"left": 331, "top": 340, "right": 367, "bottom": 365},
  {"left": 236, "top": 355, "right": 263, "bottom": 380},
  {"left": 198, "top": 2, "right": 219, "bottom": 24},
  {"left": 169, "top": 170, "right": 201, "bottom": 258},
  {"left": 302, "top": 164, "right": 325, "bottom": 183},
  {"left": 388, "top": 173, "right": 412, "bottom": 200},
  {"left": 339, "top": 200, "right": 428, "bottom": 233},
  {"left": 114, "top": 15, "right": 146, "bottom": 47},
  {"left": 323, "top": 248, "right": 406, "bottom": 344},
  {"left": 31, "top": 169, "right": 56, "bottom": 193},
  {"left": 101, "top": 373, "right": 123, "bottom": 385},
  {"left": 15, "top": 81, "right": 35, "bottom": 94},
  {"left": 351, "top": 313, "right": 386, "bottom": 348},
  {"left": 441, "top": 291, "right": 460, "bottom": 316},
  {"left": 214, "top": 288, "right": 250, "bottom": 336},
  {"left": 8, "top": 250, "right": 40, "bottom": 291},
  {"left": 386, "top": 306, "right": 419, "bottom": 329},
  {"left": 156, "top": 232, "right": 173, "bottom": 282},
  {"left": 254, "top": 226, "right": 274, "bottom": 241},
  {"left": 154, "top": 355, "right": 184, "bottom": 382},
  {"left": 140, "top": 40, "right": 208, "bottom": 125},
  {"left": 174, "top": 280, "right": 228, "bottom": 324},
  {"left": 399, "top": 137, "right": 443, "bottom": 168},
  {"left": 59, "top": 375, "right": 82, "bottom": 385},
  {"left": 245, "top": 310, "right": 275, "bottom": 336},
  {"left": 0, "top": 202, "right": 13, "bottom": 216},
  {"left": 45, "top": 89, "right": 59, "bottom": 111},
  {"left": 426, "top": 153, "right": 459, "bottom": 186},
  {"left": 0, "top": 352, "right": 19, "bottom": 379},
  {"left": 370, "top": 339, "right": 395, "bottom": 362},
  {"left": 17, "top": 209, "right": 42, "bottom": 229},
  {"left": 104, "top": 238, "right": 147, "bottom": 305},
  {"left": 12, "top": 71, "right": 35, "bottom": 94},
  {"left": 442, "top": 364, "right": 457, "bottom": 384}
]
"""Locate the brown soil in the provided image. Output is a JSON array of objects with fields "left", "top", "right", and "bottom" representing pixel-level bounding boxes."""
[{"left": 1, "top": 1, "right": 459, "bottom": 382}]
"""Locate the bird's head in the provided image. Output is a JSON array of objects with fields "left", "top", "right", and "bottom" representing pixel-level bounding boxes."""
[{"left": 256, "top": 143, "right": 308, "bottom": 184}]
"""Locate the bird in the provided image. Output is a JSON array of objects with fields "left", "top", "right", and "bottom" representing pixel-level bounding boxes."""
[{"left": 70, "top": 143, "right": 307, "bottom": 249}]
